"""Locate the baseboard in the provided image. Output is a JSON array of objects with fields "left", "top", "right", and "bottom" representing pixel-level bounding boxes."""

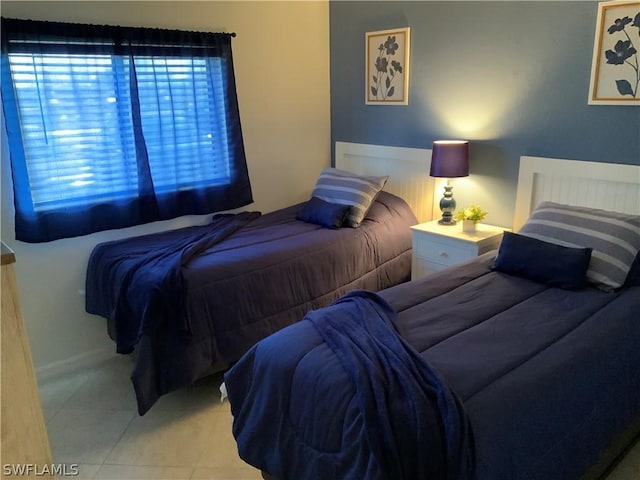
[{"left": 35, "top": 347, "right": 117, "bottom": 382}]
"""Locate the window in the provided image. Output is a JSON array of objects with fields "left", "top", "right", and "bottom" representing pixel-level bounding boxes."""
[
  {"left": 8, "top": 53, "right": 139, "bottom": 211},
  {"left": 1, "top": 18, "right": 252, "bottom": 242}
]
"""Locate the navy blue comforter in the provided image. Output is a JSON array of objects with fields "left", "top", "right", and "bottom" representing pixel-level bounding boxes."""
[
  {"left": 225, "top": 290, "right": 474, "bottom": 480},
  {"left": 86, "top": 191, "right": 417, "bottom": 414},
  {"left": 224, "top": 253, "right": 640, "bottom": 480}
]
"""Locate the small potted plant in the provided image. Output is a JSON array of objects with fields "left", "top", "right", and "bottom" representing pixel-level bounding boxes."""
[{"left": 455, "top": 205, "right": 488, "bottom": 233}]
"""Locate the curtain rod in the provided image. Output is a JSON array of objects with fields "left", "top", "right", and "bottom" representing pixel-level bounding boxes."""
[{"left": 1, "top": 17, "right": 237, "bottom": 38}]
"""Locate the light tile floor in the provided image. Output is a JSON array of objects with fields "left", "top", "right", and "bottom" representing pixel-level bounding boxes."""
[
  {"left": 40, "top": 355, "right": 640, "bottom": 480},
  {"left": 39, "top": 355, "right": 260, "bottom": 480}
]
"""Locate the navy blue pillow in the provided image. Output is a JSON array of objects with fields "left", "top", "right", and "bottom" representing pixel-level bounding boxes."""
[
  {"left": 296, "top": 196, "right": 351, "bottom": 229},
  {"left": 493, "top": 232, "right": 592, "bottom": 290}
]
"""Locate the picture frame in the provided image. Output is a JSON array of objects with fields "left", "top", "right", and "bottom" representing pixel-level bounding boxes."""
[
  {"left": 365, "top": 27, "right": 410, "bottom": 105},
  {"left": 588, "top": 0, "right": 640, "bottom": 105}
]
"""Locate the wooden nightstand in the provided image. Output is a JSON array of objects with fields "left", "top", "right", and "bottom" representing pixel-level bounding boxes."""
[{"left": 411, "top": 220, "right": 508, "bottom": 281}]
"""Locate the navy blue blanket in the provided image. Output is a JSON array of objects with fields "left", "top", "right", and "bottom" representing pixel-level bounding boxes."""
[
  {"left": 225, "top": 290, "right": 474, "bottom": 480},
  {"left": 87, "top": 211, "right": 260, "bottom": 353},
  {"left": 86, "top": 211, "right": 260, "bottom": 412}
]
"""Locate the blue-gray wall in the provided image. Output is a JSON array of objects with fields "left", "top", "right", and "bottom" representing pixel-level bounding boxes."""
[{"left": 330, "top": 1, "right": 639, "bottom": 227}]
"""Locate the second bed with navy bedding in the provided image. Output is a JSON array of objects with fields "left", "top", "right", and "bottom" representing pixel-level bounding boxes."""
[{"left": 225, "top": 252, "right": 640, "bottom": 479}]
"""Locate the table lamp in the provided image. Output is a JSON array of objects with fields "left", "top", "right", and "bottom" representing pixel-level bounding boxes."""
[{"left": 429, "top": 140, "right": 469, "bottom": 225}]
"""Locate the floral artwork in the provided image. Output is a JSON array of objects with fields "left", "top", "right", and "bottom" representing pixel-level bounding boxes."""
[
  {"left": 589, "top": 0, "right": 640, "bottom": 105},
  {"left": 366, "top": 28, "right": 410, "bottom": 105}
]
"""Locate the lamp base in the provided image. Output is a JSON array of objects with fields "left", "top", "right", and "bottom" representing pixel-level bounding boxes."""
[
  {"left": 438, "top": 217, "right": 457, "bottom": 226},
  {"left": 438, "top": 183, "right": 457, "bottom": 226}
]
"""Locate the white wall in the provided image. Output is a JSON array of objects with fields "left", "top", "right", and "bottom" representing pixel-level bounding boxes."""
[{"left": 0, "top": 1, "right": 331, "bottom": 373}]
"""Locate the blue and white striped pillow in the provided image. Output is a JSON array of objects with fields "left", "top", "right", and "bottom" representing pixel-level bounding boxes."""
[
  {"left": 311, "top": 168, "right": 388, "bottom": 227},
  {"left": 518, "top": 201, "right": 640, "bottom": 291}
]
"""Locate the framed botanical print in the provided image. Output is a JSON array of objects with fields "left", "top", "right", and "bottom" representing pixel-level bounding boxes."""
[
  {"left": 588, "top": 0, "right": 640, "bottom": 105},
  {"left": 365, "top": 27, "right": 410, "bottom": 105}
]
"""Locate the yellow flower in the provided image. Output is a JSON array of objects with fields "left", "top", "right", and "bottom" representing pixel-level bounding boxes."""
[{"left": 455, "top": 204, "right": 488, "bottom": 223}]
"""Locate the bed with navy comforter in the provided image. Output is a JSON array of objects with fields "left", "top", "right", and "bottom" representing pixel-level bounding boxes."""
[
  {"left": 225, "top": 251, "right": 640, "bottom": 480},
  {"left": 85, "top": 191, "right": 417, "bottom": 414}
]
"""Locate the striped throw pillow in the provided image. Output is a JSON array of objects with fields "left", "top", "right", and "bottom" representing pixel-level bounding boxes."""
[
  {"left": 518, "top": 201, "right": 640, "bottom": 291},
  {"left": 311, "top": 168, "right": 388, "bottom": 227}
]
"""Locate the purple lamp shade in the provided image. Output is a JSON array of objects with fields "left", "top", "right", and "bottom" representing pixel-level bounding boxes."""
[{"left": 429, "top": 140, "right": 469, "bottom": 178}]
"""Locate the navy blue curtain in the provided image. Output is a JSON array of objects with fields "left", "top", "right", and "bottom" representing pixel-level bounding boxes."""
[{"left": 1, "top": 18, "right": 252, "bottom": 242}]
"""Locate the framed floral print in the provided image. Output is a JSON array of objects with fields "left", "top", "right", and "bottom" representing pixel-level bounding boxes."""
[
  {"left": 365, "top": 27, "right": 410, "bottom": 105},
  {"left": 588, "top": 0, "right": 640, "bottom": 105}
]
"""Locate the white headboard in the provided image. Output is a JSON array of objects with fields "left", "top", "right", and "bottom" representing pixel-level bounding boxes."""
[
  {"left": 335, "top": 142, "right": 434, "bottom": 222},
  {"left": 514, "top": 156, "right": 640, "bottom": 231}
]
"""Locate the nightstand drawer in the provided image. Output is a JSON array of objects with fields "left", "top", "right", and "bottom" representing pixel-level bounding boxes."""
[
  {"left": 414, "top": 236, "right": 475, "bottom": 266},
  {"left": 412, "top": 257, "right": 449, "bottom": 278}
]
